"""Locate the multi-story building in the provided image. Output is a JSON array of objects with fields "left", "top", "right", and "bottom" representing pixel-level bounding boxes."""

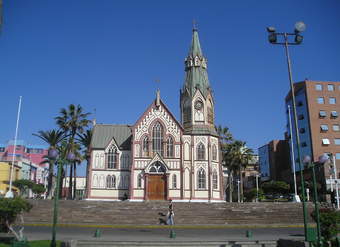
[
  {"left": 285, "top": 80, "right": 340, "bottom": 191},
  {"left": 0, "top": 161, "right": 20, "bottom": 195},
  {"left": 258, "top": 140, "right": 291, "bottom": 183},
  {"left": 0, "top": 140, "right": 48, "bottom": 168},
  {"left": 0, "top": 140, "right": 49, "bottom": 196}
]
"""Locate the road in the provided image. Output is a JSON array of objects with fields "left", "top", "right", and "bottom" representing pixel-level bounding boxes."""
[{"left": 22, "top": 226, "right": 305, "bottom": 242}]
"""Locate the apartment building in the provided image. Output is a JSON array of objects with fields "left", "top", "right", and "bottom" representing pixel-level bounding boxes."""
[{"left": 285, "top": 80, "right": 340, "bottom": 191}]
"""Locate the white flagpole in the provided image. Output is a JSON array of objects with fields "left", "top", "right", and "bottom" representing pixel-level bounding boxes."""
[{"left": 5, "top": 96, "right": 22, "bottom": 198}]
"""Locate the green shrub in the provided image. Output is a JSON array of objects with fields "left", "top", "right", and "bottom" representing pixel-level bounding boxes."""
[
  {"left": 311, "top": 208, "right": 340, "bottom": 241},
  {"left": 0, "top": 197, "right": 32, "bottom": 233}
]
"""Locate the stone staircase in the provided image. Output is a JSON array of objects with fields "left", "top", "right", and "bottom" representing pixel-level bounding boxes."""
[
  {"left": 23, "top": 200, "right": 314, "bottom": 226},
  {"left": 73, "top": 240, "right": 278, "bottom": 247}
]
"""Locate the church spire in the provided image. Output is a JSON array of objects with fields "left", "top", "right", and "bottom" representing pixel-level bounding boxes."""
[{"left": 183, "top": 28, "right": 210, "bottom": 98}]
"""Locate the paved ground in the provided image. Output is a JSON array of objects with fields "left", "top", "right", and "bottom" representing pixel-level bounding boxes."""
[{"left": 23, "top": 225, "right": 305, "bottom": 242}]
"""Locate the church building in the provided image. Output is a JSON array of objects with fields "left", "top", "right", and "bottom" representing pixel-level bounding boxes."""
[{"left": 87, "top": 28, "right": 223, "bottom": 202}]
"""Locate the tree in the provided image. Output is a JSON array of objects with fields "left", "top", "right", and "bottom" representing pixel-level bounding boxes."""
[
  {"left": 33, "top": 129, "right": 65, "bottom": 198},
  {"left": 12, "top": 179, "right": 34, "bottom": 197},
  {"left": 261, "top": 180, "right": 290, "bottom": 195},
  {"left": 0, "top": 198, "right": 32, "bottom": 240},
  {"left": 77, "top": 129, "right": 93, "bottom": 197},
  {"left": 55, "top": 104, "right": 90, "bottom": 199},
  {"left": 76, "top": 129, "right": 92, "bottom": 198},
  {"left": 223, "top": 140, "right": 253, "bottom": 202},
  {"left": 31, "top": 184, "right": 46, "bottom": 197}
]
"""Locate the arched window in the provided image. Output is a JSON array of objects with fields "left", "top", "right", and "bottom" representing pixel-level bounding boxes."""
[
  {"left": 142, "top": 136, "right": 149, "bottom": 157},
  {"left": 152, "top": 122, "right": 163, "bottom": 155},
  {"left": 124, "top": 175, "right": 129, "bottom": 189},
  {"left": 212, "top": 144, "right": 217, "bottom": 161},
  {"left": 197, "top": 143, "right": 205, "bottom": 160},
  {"left": 95, "top": 154, "right": 99, "bottom": 168},
  {"left": 93, "top": 175, "right": 98, "bottom": 187},
  {"left": 107, "top": 146, "right": 118, "bottom": 169},
  {"left": 106, "top": 175, "right": 116, "bottom": 188},
  {"left": 212, "top": 170, "right": 218, "bottom": 189},
  {"left": 106, "top": 175, "right": 112, "bottom": 188},
  {"left": 99, "top": 175, "right": 105, "bottom": 188},
  {"left": 172, "top": 174, "right": 177, "bottom": 189},
  {"left": 197, "top": 168, "right": 206, "bottom": 189},
  {"left": 137, "top": 174, "right": 143, "bottom": 188},
  {"left": 166, "top": 137, "right": 174, "bottom": 157}
]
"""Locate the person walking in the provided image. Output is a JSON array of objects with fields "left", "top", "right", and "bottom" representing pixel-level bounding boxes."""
[{"left": 167, "top": 199, "right": 174, "bottom": 225}]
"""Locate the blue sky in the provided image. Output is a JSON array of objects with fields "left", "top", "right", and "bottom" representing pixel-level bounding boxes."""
[{"left": 1, "top": 0, "right": 340, "bottom": 155}]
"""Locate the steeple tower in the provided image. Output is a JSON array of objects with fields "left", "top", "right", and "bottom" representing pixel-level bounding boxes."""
[
  {"left": 180, "top": 28, "right": 216, "bottom": 136},
  {"left": 183, "top": 28, "right": 210, "bottom": 98}
]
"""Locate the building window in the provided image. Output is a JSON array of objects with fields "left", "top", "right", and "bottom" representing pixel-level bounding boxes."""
[
  {"left": 299, "top": 128, "right": 306, "bottom": 134},
  {"left": 197, "top": 143, "right": 205, "bottom": 160},
  {"left": 142, "top": 136, "right": 149, "bottom": 157},
  {"left": 329, "top": 97, "right": 336, "bottom": 104},
  {"left": 315, "top": 84, "right": 322, "bottom": 91},
  {"left": 166, "top": 137, "right": 174, "bottom": 157},
  {"left": 297, "top": 101, "right": 303, "bottom": 106},
  {"left": 298, "top": 114, "right": 304, "bottom": 120},
  {"left": 197, "top": 168, "right": 206, "bottom": 189},
  {"left": 106, "top": 175, "right": 116, "bottom": 188},
  {"left": 322, "top": 139, "right": 330, "bottom": 145},
  {"left": 212, "top": 170, "right": 218, "bottom": 189},
  {"left": 301, "top": 142, "right": 307, "bottom": 147},
  {"left": 317, "top": 97, "right": 324, "bottom": 104},
  {"left": 172, "top": 174, "right": 177, "bottom": 189},
  {"left": 137, "top": 174, "right": 142, "bottom": 188},
  {"left": 107, "top": 146, "right": 118, "bottom": 169},
  {"left": 336, "top": 153, "right": 340, "bottom": 160},
  {"left": 152, "top": 122, "right": 163, "bottom": 155},
  {"left": 319, "top": 111, "right": 327, "bottom": 118},
  {"left": 212, "top": 144, "right": 217, "bottom": 161},
  {"left": 328, "top": 84, "right": 335, "bottom": 91},
  {"left": 321, "top": 125, "right": 329, "bottom": 131},
  {"left": 333, "top": 125, "right": 340, "bottom": 132},
  {"left": 335, "top": 139, "right": 340, "bottom": 145},
  {"left": 331, "top": 111, "right": 338, "bottom": 118}
]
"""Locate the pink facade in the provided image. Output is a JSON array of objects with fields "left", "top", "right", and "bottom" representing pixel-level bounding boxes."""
[{"left": 0, "top": 140, "right": 48, "bottom": 168}]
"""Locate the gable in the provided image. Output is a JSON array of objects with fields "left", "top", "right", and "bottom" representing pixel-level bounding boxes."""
[
  {"left": 91, "top": 124, "right": 132, "bottom": 150},
  {"left": 133, "top": 99, "right": 183, "bottom": 142}
]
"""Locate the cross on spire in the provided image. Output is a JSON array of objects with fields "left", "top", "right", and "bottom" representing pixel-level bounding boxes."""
[{"left": 193, "top": 19, "right": 198, "bottom": 31}]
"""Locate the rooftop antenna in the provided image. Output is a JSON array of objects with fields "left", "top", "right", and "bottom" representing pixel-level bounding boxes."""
[{"left": 5, "top": 96, "right": 22, "bottom": 198}]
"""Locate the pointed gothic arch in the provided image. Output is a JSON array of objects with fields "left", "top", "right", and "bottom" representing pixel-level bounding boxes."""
[{"left": 152, "top": 122, "right": 163, "bottom": 155}]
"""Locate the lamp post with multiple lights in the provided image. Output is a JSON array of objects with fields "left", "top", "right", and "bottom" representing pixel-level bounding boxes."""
[
  {"left": 266, "top": 22, "right": 309, "bottom": 239},
  {"left": 303, "top": 154, "right": 329, "bottom": 246}
]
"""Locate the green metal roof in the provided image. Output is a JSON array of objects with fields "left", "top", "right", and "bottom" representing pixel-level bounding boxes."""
[
  {"left": 183, "top": 29, "right": 211, "bottom": 98},
  {"left": 183, "top": 125, "right": 218, "bottom": 137},
  {"left": 91, "top": 124, "right": 132, "bottom": 150}
]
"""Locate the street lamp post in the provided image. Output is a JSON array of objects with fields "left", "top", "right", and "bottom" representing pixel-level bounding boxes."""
[
  {"left": 237, "top": 179, "right": 240, "bottom": 203},
  {"left": 267, "top": 22, "right": 309, "bottom": 239},
  {"left": 256, "top": 173, "right": 260, "bottom": 202},
  {"left": 303, "top": 154, "right": 330, "bottom": 246},
  {"left": 50, "top": 149, "right": 75, "bottom": 247}
]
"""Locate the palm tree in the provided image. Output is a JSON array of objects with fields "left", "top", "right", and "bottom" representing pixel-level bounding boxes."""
[
  {"left": 55, "top": 104, "right": 91, "bottom": 199},
  {"left": 216, "top": 125, "right": 234, "bottom": 201},
  {"left": 227, "top": 140, "right": 253, "bottom": 202},
  {"left": 33, "top": 129, "right": 65, "bottom": 198},
  {"left": 76, "top": 129, "right": 92, "bottom": 198}
]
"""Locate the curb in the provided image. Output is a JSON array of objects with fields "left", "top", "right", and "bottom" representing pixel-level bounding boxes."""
[{"left": 23, "top": 223, "right": 312, "bottom": 229}]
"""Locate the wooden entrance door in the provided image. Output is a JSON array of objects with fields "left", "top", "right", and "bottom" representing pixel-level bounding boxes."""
[{"left": 147, "top": 175, "right": 167, "bottom": 200}]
